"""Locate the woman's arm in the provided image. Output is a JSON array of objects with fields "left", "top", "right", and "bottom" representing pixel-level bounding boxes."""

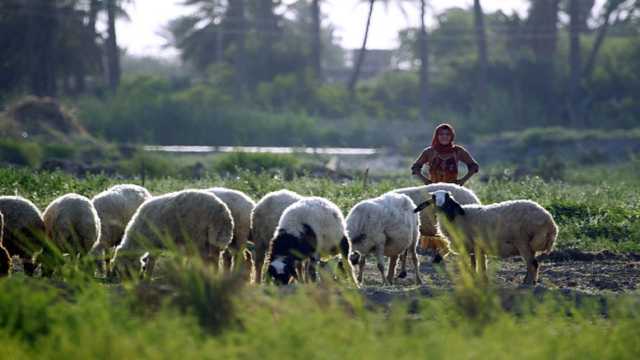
[
  {"left": 456, "top": 146, "right": 480, "bottom": 185},
  {"left": 411, "top": 148, "right": 433, "bottom": 185}
]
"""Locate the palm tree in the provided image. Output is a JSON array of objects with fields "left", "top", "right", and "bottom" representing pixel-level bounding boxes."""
[
  {"left": 473, "top": 0, "right": 488, "bottom": 94},
  {"left": 311, "top": 0, "right": 322, "bottom": 81},
  {"left": 106, "top": 0, "right": 120, "bottom": 91},
  {"left": 418, "top": 0, "right": 429, "bottom": 122},
  {"left": 347, "top": 0, "right": 375, "bottom": 96}
]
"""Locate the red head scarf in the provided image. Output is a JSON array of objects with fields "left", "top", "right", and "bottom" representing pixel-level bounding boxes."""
[{"left": 431, "top": 123, "right": 456, "bottom": 154}]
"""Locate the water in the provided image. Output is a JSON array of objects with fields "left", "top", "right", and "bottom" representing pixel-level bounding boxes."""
[{"left": 143, "top": 145, "right": 379, "bottom": 156}]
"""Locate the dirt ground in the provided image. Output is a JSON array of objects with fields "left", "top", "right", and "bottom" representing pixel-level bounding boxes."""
[{"left": 358, "top": 250, "right": 640, "bottom": 303}]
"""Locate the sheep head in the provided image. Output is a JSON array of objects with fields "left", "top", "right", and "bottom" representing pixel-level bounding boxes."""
[{"left": 415, "top": 191, "right": 465, "bottom": 221}]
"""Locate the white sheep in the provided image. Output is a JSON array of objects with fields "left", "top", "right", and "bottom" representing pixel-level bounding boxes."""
[
  {"left": 110, "top": 190, "right": 234, "bottom": 279},
  {"left": 346, "top": 193, "right": 422, "bottom": 286},
  {"left": 414, "top": 190, "right": 558, "bottom": 285},
  {"left": 266, "top": 196, "right": 354, "bottom": 285},
  {"left": 0, "top": 196, "right": 47, "bottom": 275},
  {"left": 205, "top": 187, "right": 256, "bottom": 276},
  {"left": 251, "top": 189, "right": 304, "bottom": 283},
  {"left": 395, "top": 183, "right": 481, "bottom": 260},
  {"left": 89, "top": 184, "right": 152, "bottom": 268},
  {"left": 43, "top": 193, "right": 101, "bottom": 258}
]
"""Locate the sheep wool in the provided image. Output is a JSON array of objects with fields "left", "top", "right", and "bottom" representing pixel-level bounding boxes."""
[
  {"left": 0, "top": 196, "right": 46, "bottom": 275},
  {"left": 267, "top": 196, "right": 351, "bottom": 285},
  {"left": 394, "top": 183, "right": 481, "bottom": 260},
  {"left": 346, "top": 193, "right": 422, "bottom": 286},
  {"left": 43, "top": 193, "right": 101, "bottom": 256},
  {"left": 251, "top": 189, "right": 304, "bottom": 283},
  {"left": 111, "top": 190, "right": 234, "bottom": 278},
  {"left": 89, "top": 184, "right": 151, "bottom": 266},
  {"left": 416, "top": 190, "right": 558, "bottom": 285}
]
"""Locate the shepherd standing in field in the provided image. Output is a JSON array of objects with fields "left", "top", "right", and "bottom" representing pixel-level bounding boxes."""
[{"left": 411, "top": 123, "right": 480, "bottom": 185}]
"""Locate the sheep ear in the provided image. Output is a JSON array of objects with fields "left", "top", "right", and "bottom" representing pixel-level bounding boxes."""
[
  {"left": 456, "top": 203, "right": 466, "bottom": 216},
  {"left": 414, "top": 200, "right": 432, "bottom": 213}
]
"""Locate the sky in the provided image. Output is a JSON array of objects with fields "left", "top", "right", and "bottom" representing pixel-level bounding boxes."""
[{"left": 117, "top": 0, "right": 532, "bottom": 58}]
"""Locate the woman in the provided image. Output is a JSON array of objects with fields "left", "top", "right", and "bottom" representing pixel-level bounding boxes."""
[
  {"left": 411, "top": 123, "right": 479, "bottom": 186},
  {"left": 409, "top": 123, "right": 479, "bottom": 261}
]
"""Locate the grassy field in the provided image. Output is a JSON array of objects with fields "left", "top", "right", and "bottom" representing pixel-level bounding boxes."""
[{"left": 0, "top": 162, "right": 639, "bottom": 358}]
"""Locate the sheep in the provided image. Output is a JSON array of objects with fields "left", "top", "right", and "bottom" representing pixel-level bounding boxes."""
[
  {"left": 346, "top": 193, "right": 422, "bottom": 286},
  {"left": 0, "top": 196, "right": 48, "bottom": 275},
  {"left": 394, "top": 183, "right": 481, "bottom": 262},
  {"left": 414, "top": 190, "right": 558, "bottom": 285},
  {"left": 89, "top": 184, "right": 152, "bottom": 269},
  {"left": 0, "top": 212, "right": 12, "bottom": 276},
  {"left": 205, "top": 187, "right": 255, "bottom": 276},
  {"left": 43, "top": 193, "right": 101, "bottom": 258},
  {"left": 251, "top": 189, "right": 304, "bottom": 283},
  {"left": 266, "top": 197, "right": 354, "bottom": 285},
  {"left": 110, "top": 190, "right": 234, "bottom": 279}
]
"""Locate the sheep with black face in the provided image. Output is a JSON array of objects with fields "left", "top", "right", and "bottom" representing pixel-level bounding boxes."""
[
  {"left": 266, "top": 197, "right": 354, "bottom": 285},
  {"left": 251, "top": 189, "right": 304, "bottom": 283},
  {"left": 415, "top": 190, "right": 557, "bottom": 285}
]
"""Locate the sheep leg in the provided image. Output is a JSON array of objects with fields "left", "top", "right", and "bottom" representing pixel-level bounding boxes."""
[
  {"left": 410, "top": 249, "right": 423, "bottom": 285},
  {"left": 307, "top": 257, "right": 318, "bottom": 282},
  {"left": 469, "top": 253, "right": 477, "bottom": 273},
  {"left": 221, "top": 250, "right": 233, "bottom": 272},
  {"left": 254, "top": 249, "right": 266, "bottom": 284},
  {"left": 476, "top": 248, "right": 488, "bottom": 284},
  {"left": 397, "top": 249, "right": 408, "bottom": 279},
  {"left": 357, "top": 257, "right": 366, "bottom": 284},
  {"left": 375, "top": 248, "right": 388, "bottom": 286},
  {"left": 515, "top": 241, "right": 538, "bottom": 285},
  {"left": 386, "top": 256, "right": 398, "bottom": 285}
]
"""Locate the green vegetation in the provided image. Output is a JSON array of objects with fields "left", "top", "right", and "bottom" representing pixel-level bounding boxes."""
[{"left": 0, "top": 162, "right": 639, "bottom": 358}]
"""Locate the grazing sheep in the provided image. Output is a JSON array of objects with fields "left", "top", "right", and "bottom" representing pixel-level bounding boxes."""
[
  {"left": 251, "top": 189, "right": 304, "bottom": 283},
  {"left": 414, "top": 190, "right": 558, "bottom": 285},
  {"left": 0, "top": 212, "right": 12, "bottom": 276},
  {"left": 394, "top": 183, "right": 481, "bottom": 261},
  {"left": 111, "top": 190, "right": 234, "bottom": 279},
  {"left": 43, "top": 193, "right": 101, "bottom": 257},
  {"left": 346, "top": 193, "right": 422, "bottom": 286},
  {"left": 205, "top": 187, "right": 255, "bottom": 275},
  {"left": 0, "top": 196, "right": 48, "bottom": 275},
  {"left": 89, "top": 184, "right": 152, "bottom": 268},
  {"left": 266, "top": 197, "right": 353, "bottom": 285}
]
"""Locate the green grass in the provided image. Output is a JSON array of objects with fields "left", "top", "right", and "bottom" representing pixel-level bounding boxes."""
[{"left": 1, "top": 164, "right": 640, "bottom": 358}]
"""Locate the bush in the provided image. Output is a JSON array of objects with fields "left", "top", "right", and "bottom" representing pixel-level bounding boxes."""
[
  {"left": 212, "top": 152, "right": 301, "bottom": 175},
  {"left": 0, "top": 140, "right": 42, "bottom": 167}
]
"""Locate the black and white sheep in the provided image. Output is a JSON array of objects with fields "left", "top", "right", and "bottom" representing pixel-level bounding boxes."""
[
  {"left": 0, "top": 196, "right": 49, "bottom": 275},
  {"left": 394, "top": 183, "right": 481, "bottom": 262},
  {"left": 205, "top": 187, "right": 255, "bottom": 274},
  {"left": 251, "top": 189, "right": 304, "bottom": 283},
  {"left": 346, "top": 193, "right": 422, "bottom": 286},
  {"left": 414, "top": 190, "right": 558, "bottom": 285},
  {"left": 110, "top": 190, "right": 234, "bottom": 279},
  {"left": 266, "top": 197, "right": 353, "bottom": 285},
  {"left": 89, "top": 184, "right": 152, "bottom": 269},
  {"left": 43, "top": 193, "right": 101, "bottom": 258}
]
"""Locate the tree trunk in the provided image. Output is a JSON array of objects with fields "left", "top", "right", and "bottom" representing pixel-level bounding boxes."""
[
  {"left": 106, "top": 0, "right": 120, "bottom": 92},
  {"left": 473, "top": 0, "right": 488, "bottom": 95},
  {"left": 27, "top": 0, "right": 57, "bottom": 96},
  {"left": 257, "top": 0, "right": 277, "bottom": 83},
  {"left": 418, "top": 0, "right": 429, "bottom": 122},
  {"left": 583, "top": 1, "right": 621, "bottom": 80},
  {"left": 89, "top": 0, "right": 99, "bottom": 38},
  {"left": 227, "top": 0, "right": 247, "bottom": 96},
  {"left": 348, "top": 0, "right": 375, "bottom": 96},
  {"left": 568, "top": 0, "right": 582, "bottom": 125},
  {"left": 311, "top": 0, "right": 323, "bottom": 81}
]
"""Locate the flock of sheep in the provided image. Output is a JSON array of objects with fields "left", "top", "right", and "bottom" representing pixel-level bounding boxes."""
[{"left": 0, "top": 182, "right": 558, "bottom": 287}]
